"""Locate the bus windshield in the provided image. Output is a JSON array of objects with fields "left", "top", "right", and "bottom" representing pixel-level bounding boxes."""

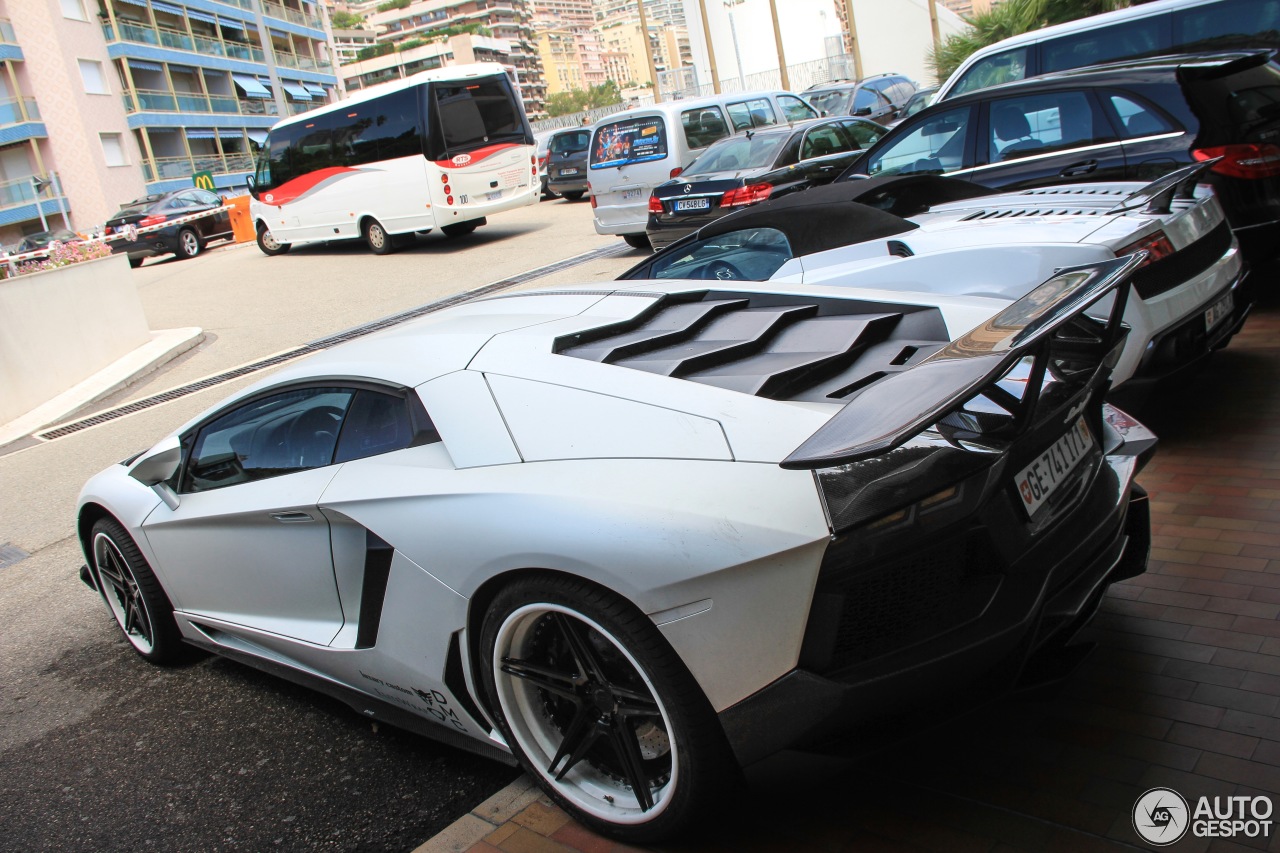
[{"left": 433, "top": 77, "right": 523, "bottom": 154}]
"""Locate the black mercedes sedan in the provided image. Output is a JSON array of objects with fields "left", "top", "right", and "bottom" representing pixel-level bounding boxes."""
[
  {"left": 645, "top": 116, "right": 885, "bottom": 250},
  {"left": 105, "top": 187, "right": 233, "bottom": 267}
]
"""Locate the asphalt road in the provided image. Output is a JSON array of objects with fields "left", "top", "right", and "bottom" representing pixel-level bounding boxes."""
[{"left": 0, "top": 198, "right": 639, "bottom": 853}]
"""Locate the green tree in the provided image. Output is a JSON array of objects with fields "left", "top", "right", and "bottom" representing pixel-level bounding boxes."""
[
  {"left": 330, "top": 10, "right": 365, "bottom": 29},
  {"left": 544, "top": 82, "right": 622, "bottom": 117},
  {"left": 931, "top": 0, "right": 1130, "bottom": 83}
]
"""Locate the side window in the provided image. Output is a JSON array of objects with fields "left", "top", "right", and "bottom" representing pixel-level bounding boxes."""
[
  {"left": 726, "top": 98, "right": 777, "bottom": 131},
  {"left": 182, "top": 387, "right": 355, "bottom": 493},
  {"left": 778, "top": 94, "right": 818, "bottom": 122},
  {"left": 987, "top": 90, "right": 1114, "bottom": 162},
  {"left": 1041, "top": 17, "right": 1170, "bottom": 74},
  {"left": 681, "top": 106, "right": 729, "bottom": 149},
  {"left": 852, "top": 87, "right": 882, "bottom": 115},
  {"left": 801, "top": 124, "right": 852, "bottom": 159},
  {"left": 192, "top": 189, "right": 221, "bottom": 205},
  {"left": 1107, "top": 93, "right": 1174, "bottom": 138},
  {"left": 951, "top": 48, "right": 1029, "bottom": 97},
  {"left": 334, "top": 389, "right": 429, "bottom": 463},
  {"left": 840, "top": 119, "right": 883, "bottom": 149},
  {"left": 865, "top": 105, "right": 973, "bottom": 177},
  {"left": 1174, "top": 0, "right": 1280, "bottom": 50}
]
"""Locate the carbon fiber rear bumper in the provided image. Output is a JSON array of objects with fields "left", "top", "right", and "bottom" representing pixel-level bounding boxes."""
[{"left": 718, "top": 484, "right": 1150, "bottom": 768}]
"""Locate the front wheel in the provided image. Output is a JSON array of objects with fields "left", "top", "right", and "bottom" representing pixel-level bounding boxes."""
[
  {"left": 256, "top": 225, "right": 291, "bottom": 256},
  {"left": 623, "top": 233, "right": 651, "bottom": 251},
  {"left": 479, "top": 576, "right": 733, "bottom": 842},
  {"left": 175, "top": 228, "right": 202, "bottom": 260},
  {"left": 364, "top": 218, "right": 397, "bottom": 255},
  {"left": 90, "top": 518, "right": 187, "bottom": 664}
]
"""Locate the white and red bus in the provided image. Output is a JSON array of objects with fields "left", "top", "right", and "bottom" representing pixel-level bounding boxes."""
[{"left": 248, "top": 63, "right": 537, "bottom": 256}]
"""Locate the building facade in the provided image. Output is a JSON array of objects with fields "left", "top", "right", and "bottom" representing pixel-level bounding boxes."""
[
  {"left": 0, "top": 0, "right": 340, "bottom": 246},
  {"left": 340, "top": 32, "right": 517, "bottom": 90}
]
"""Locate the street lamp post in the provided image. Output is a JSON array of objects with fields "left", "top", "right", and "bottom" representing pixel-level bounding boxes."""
[{"left": 724, "top": 0, "right": 745, "bottom": 90}]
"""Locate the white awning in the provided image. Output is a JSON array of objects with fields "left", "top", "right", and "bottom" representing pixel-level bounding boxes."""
[{"left": 231, "top": 74, "right": 271, "bottom": 99}]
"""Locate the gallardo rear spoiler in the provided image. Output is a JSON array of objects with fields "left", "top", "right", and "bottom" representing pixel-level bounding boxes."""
[
  {"left": 781, "top": 254, "right": 1145, "bottom": 470},
  {"left": 1107, "top": 158, "right": 1222, "bottom": 215}
]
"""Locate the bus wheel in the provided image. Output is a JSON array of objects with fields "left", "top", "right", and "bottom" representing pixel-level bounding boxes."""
[
  {"left": 364, "top": 218, "right": 397, "bottom": 255},
  {"left": 442, "top": 221, "right": 479, "bottom": 238},
  {"left": 256, "top": 224, "right": 291, "bottom": 257}
]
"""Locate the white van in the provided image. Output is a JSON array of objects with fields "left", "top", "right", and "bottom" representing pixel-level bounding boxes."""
[
  {"left": 936, "top": 0, "right": 1280, "bottom": 101},
  {"left": 588, "top": 91, "right": 819, "bottom": 248}
]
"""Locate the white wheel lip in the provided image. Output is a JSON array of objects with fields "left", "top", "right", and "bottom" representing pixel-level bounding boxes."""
[
  {"left": 493, "top": 603, "right": 679, "bottom": 825},
  {"left": 92, "top": 531, "right": 156, "bottom": 655}
]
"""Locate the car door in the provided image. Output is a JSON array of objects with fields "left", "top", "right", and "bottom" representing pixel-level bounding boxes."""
[
  {"left": 141, "top": 386, "right": 357, "bottom": 646},
  {"left": 1100, "top": 89, "right": 1187, "bottom": 180},
  {"left": 188, "top": 188, "right": 230, "bottom": 237},
  {"left": 969, "top": 88, "right": 1127, "bottom": 189},
  {"left": 852, "top": 103, "right": 978, "bottom": 180},
  {"left": 795, "top": 122, "right": 864, "bottom": 188}
]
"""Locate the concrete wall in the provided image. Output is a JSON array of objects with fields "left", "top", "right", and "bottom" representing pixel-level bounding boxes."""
[{"left": 0, "top": 254, "right": 149, "bottom": 423}]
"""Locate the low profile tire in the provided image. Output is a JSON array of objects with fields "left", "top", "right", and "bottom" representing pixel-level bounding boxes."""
[
  {"left": 561, "top": 191, "right": 585, "bottom": 201},
  {"left": 623, "top": 233, "right": 651, "bottom": 251},
  {"left": 256, "top": 225, "right": 291, "bottom": 257},
  {"left": 90, "top": 517, "right": 187, "bottom": 664},
  {"left": 479, "top": 575, "right": 734, "bottom": 843},
  {"left": 128, "top": 257, "right": 144, "bottom": 269},
  {"left": 364, "top": 218, "right": 396, "bottom": 255},
  {"left": 175, "top": 228, "right": 202, "bottom": 260},
  {"left": 441, "top": 220, "right": 479, "bottom": 238}
]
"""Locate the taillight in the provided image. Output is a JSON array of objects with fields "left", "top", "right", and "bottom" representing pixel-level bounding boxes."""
[
  {"left": 648, "top": 195, "right": 663, "bottom": 214},
  {"left": 1116, "top": 230, "right": 1175, "bottom": 267},
  {"left": 443, "top": 184, "right": 451, "bottom": 194},
  {"left": 538, "top": 155, "right": 547, "bottom": 169},
  {"left": 1194, "top": 144, "right": 1280, "bottom": 179},
  {"left": 670, "top": 167, "right": 682, "bottom": 178},
  {"left": 590, "top": 194, "right": 597, "bottom": 208},
  {"left": 139, "top": 215, "right": 166, "bottom": 228},
  {"left": 720, "top": 183, "right": 773, "bottom": 208},
  {"left": 441, "top": 173, "right": 449, "bottom": 183}
]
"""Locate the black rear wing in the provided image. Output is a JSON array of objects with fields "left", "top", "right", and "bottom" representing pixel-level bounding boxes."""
[
  {"left": 781, "top": 254, "right": 1144, "bottom": 470},
  {"left": 1107, "top": 158, "right": 1222, "bottom": 215}
]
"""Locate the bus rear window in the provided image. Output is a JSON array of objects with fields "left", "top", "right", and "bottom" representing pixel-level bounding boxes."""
[
  {"left": 590, "top": 117, "right": 668, "bottom": 169},
  {"left": 433, "top": 77, "right": 522, "bottom": 152}
]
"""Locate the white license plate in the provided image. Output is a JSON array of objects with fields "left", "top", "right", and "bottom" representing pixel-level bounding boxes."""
[
  {"left": 1015, "top": 417, "right": 1093, "bottom": 517},
  {"left": 675, "top": 198, "right": 710, "bottom": 212},
  {"left": 1205, "top": 291, "right": 1234, "bottom": 332},
  {"left": 560, "top": 167, "right": 579, "bottom": 176},
  {"left": 487, "top": 190, "right": 502, "bottom": 201},
  {"left": 622, "top": 188, "right": 642, "bottom": 200}
]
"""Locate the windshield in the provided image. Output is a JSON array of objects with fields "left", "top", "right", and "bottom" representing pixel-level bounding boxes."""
[
  {"left": 591, "top": 116, "right": 668, "bottom": 168},
  {"left": 807, "top": 90, "right": 851, "bottom": 116},
  {"left": 644, "top": 227, "right": 794, "bottom": 281},
  {"left": 685, "top": 134, "right": 788, "bottom": 176},
  {"left": 551, "top": 130, "right": 590, "bottom": 154}
]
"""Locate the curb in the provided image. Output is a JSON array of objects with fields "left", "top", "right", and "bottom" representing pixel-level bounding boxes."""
[{"left": 410, "top": 776, "right": 545, "bottom": 853}]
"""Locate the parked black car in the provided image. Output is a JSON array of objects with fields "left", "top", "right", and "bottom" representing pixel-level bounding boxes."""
[
  {"left": 17, "top": 228, "right": 80, "bottom": 252},
  {"left": 804, "top": 73, "right": 917, "bottom": 123},
  {"left": 546, "top": 127, "right": 590, "bottom": 200},
  {"left": 105, "top": 188, "right": 233, "bottom": 267},
  {"left": 839, "top": 51, "right": 1280, "bottom": 263},
  {"left": 646, "top": 116, "right": 886, "bottom": 250}
]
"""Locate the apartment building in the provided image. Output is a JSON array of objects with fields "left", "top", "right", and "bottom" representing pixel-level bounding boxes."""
[
  {"left": 597, "top": 17, "right": 688, "bottom": 88},
  {"left": 0, "top": 0, "right": 339, "bottom": 245},
  {"left": 331, "top": 25, "right": 377, "bottom": 63},
  {"left": 341, "top": 31, "right": 516, "bottom": 89},
  {"left": 593, "top": 0, "right": 685, "bottom": 28},
  {"left": 364, "top": 0, "right": 547, "bottom": 115}
]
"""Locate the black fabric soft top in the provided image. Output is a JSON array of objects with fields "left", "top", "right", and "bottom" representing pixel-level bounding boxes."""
[{"left": 696, "top": 182, "right": 920, "bottom": 258}]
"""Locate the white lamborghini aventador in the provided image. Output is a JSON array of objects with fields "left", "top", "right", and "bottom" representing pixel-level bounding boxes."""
[
  {"left": 621, "top": 163, "right": 1247, "bottom": 392},
  {"left": 79, "top": 256, "right": 1157, "bottom": 841}
]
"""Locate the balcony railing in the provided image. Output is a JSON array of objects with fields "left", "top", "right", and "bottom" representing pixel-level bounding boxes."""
[
  {"left": 123, "top": 88, "right": 243, "bottom": 114},
  {"left": 0, "top": 97, "right": 39, "bottom": 125},
  {"left": 0, "top": 172, "right": 65, "bottom": 212},
  {"left": 261, "top": 1, "right": 324, "bottom": 30},
  {"left": 142, "top": 153, "right": 256, "bottom": 182},
  {"left": 0, "top": 18, "right": 15, "bottom": 44},
  {"left": 273, "top": 51, "right": 331, "bottom": 72},
  {"left": 104, "top": 21, "right": 267, "bottom": 64}
]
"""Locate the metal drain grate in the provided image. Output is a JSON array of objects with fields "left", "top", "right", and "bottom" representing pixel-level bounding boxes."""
[
  {"left": 34, "top": 243, "right": 630, "bottom": 442},
  {"left": 0, "top": 543, "right": 30, "bottom": 569}
]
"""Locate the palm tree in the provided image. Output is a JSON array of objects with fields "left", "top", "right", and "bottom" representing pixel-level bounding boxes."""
[{"left": 931, "top": 0, "right": 1130, "bottom": 83}]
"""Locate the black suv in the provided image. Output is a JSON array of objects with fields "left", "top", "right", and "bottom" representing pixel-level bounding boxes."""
[
  {"left": 804, "top": 74, "right": 917, "bottom": 124},
  {"left": 105, "top": 187, "right": 233, "bottom": 267},
  {"left": 839, "top": 51, "right": 1280, "bottom": 263}
]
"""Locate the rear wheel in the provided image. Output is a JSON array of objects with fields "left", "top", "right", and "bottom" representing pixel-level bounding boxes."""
[
  {"left": 90, "top": 517, "right": 187, "bottom": 664},
  {"left": 256, "top": 224, "right": 291, "bottom": 256},
  {"left": 442, "top": 220, "right": 480, "bottom": 238},
  {"left": 364, "top": 218, "right": 396, "bottom": 255},
  {"left": 561, "top": 191, "right": 585, "bottom": 201},
  {"left": 479, "top": 575, "right": 733, "bottom": 843},
  {"left": 175, "top": 228, "right": 202, "bottom": 260},
  {"left": 623, "top": 233, "right": 651, "bottom": 251}
]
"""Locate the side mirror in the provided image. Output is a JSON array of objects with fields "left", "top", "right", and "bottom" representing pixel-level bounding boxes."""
[
  {"left": 854, "top": 107, "right": 872, "bottom": 117},
  {"left": 245, "top": 174, "right": 256, "bottom": 190},
  {"left": 129, "top": 435, "right": 181, "bottom": 487}
]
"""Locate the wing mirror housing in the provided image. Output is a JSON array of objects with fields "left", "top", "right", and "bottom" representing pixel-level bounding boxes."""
[{"left": 128, "top": 435, "right": 182, "bottom": 509}]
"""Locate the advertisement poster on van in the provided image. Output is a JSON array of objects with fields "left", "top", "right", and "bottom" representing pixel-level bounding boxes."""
[{"left": 591, "top": 117, "right": 667, "bottom": 168}]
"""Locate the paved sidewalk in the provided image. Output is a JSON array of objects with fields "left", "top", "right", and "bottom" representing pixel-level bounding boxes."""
[{"left": 419, "top": 288, "right": 1280, "bottom": 853}]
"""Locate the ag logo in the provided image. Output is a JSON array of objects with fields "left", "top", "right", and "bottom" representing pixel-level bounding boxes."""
[
  {"left": 451, "top": 153, "right": 472, "bottom": 166},
  {"left": 1134, "top": 787, "right": 1190, "bottom": 846}
]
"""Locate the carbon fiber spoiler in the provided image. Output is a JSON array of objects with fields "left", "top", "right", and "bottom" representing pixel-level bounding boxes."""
[
  {"left": 1107, "top": 158, "right": 1222, "bottom": 215},
  {"left": 780, "top": 254, "right": 1145, "bottom": 470}
]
